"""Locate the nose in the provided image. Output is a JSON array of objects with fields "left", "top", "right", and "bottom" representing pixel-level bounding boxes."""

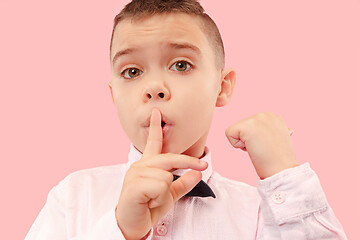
[{"left": 142, "top": 83, "right": 170, "bottom": 103}]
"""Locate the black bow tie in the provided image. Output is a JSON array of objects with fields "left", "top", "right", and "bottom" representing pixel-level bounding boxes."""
[{"left": 173, "top": 175, "right": 216, "bottom": 198}]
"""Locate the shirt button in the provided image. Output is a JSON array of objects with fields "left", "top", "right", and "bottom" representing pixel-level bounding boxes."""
[
  {"left": 156, "top": 224, "right": 168, "bottom": 236},
  {"left": 271, "top": 191, "right": 286, "bottom": 204}
]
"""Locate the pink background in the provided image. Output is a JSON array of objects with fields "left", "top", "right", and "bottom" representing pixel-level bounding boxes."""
[{"left": 1, "top": 0, "right": 359, "bottom": 239}]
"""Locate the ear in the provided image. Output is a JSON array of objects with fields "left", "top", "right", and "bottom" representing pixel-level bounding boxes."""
[
  {"left": 216, "top": 68, "right": 236, "bottom": 107},
  {"left": 108, "top": 81, "right": 115, "bottom": 104}
]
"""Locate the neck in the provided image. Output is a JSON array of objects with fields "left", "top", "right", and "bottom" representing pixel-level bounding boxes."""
[
  {"left": 181, "top": 130, "right": 209, "bottom": 159},
  {"left": 181, "top": 142, "right": 206, "bottom": 159}
]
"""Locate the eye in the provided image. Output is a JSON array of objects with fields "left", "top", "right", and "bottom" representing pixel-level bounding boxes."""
[
  {"left": 121, "top": 68, "right": 143, "bottom": 79},
  {"left": 170, "top": 61, "right": 192, "bottom": 72}
]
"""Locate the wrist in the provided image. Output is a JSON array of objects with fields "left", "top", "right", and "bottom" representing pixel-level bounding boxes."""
[
  {"left": 116, "top": 206, "right": 151, "bottom": 240},
  {"left": 258, "top": 161, "right": 300, "bottom": 180}
]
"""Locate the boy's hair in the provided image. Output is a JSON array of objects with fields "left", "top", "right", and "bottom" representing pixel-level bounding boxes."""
[{"left": 110, "top": 0, "right": 225, "bottom": 69}]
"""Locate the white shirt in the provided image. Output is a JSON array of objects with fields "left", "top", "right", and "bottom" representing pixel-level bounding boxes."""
[{"left": 25, "top": 144, "right": 347, "bottom": 239}]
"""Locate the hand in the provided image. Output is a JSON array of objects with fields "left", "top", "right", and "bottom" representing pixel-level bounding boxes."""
[
  {"left": 115, "top": 108, "right": 208, "bottom": 239},
  {"left": 225, "top": 112, "right": 299, "bottom": 179}
]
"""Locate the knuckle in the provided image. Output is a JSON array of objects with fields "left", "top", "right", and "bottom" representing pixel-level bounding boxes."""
[
  {"left": 170, "top": 153, "right": 183, "bottom": 164},
  {"left": 177, "top": 178, "right": 187, "bottom": 192},
  {"left": 277, "top": 114, "right": 285, "bottom": 122},
  {"left": 159, "top": 181, "right": 169, "bottom": 192},
  {"left": 130, "top": 161, "right": 141, "bottom": 168},
  {"left": 188, "top": 157, "right": 198, "bottom": 165},
  {"left": 128, "top": 164, "right": 141, "bottom": 174},
  {"left": 162, "top": 152, "right": 172, "bottom": 158},
  {"left": 171, "top": 179, "right": 184, "bottom": 198},
  {"left": 166, "top": 152, "right": 177, "bottom": 159},
  {"left": 172, "top": 186, "right": 180, "bottom": 200},
  {"left": 267, "top": 111, "right": 279, "bottom": 119},
  {"left": 124, "top": 167, "right": 135, "bottom": 178},
  {"left": 164, "top": 171, "right": 174, "bottom": 184},
  {"left": 258, "top": 112, "right": 268, "bottom": 118},
  {"left": 254, "top": 112, "right": 272, "bottom": 122},
  {"left": 225, "top": 126, "right": 232, "bottom": 135},
  {"left": 247, "top": 117, "right": 257, "bottom": 126},
  {"left": 268, "top": 111, "right": 278, "bottom": 119},
  {"left": 125, "top": 178, "right": 140, "bottom": 191}
]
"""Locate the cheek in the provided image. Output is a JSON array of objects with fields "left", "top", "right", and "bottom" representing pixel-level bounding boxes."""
[
  {"left": 187, "top": 79, "right": 218, "bottom": 110},
  {"left": 178, "top": 83, "right": 217, "bottom": 128},
  {"left": 113, "top": 83, "right": 138, "bottom": 111},
  {"left": 112, "top": 87, "right": 137, "bottom": 132},
  {"left": 113, "top": 90, "right": 126, "bottom": 117}
]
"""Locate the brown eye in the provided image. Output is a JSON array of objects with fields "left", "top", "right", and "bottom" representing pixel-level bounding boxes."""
[
  {"left": 122, "top": 68, "right": 143, "bottom": 79},
  {"left": 170, "top": 61, "right": 191, "bottom": 72}
]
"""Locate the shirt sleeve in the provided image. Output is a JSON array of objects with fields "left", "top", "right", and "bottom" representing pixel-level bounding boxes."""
[
  {"left": 255, "top": 162, "right": 348, "bottom": 240},
  {"left": 24, "top": 180, "right": 154, "bottom": 240}
]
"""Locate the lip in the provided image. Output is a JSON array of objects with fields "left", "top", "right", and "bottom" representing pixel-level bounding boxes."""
[
  {"left": 142, "top": 110, "right": 173, "bottom": 138},
  {"left": 142, "top": 111, "right": 173, "bottom": 128}
]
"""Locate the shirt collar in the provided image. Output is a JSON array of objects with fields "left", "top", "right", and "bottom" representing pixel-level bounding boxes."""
[{"left": 126, "top": 143, "right": 213, "bottom": 183}]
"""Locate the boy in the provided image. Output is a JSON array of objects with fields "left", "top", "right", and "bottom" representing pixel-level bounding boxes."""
[{"left": 25, "top": 0, "right": 347, "bottom": 239}]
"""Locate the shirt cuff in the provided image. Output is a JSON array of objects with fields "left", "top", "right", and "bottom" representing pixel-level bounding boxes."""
[
  {"left": 87, "top": 205, "right": 127, "bottom": 240},
  {"left": 257, "top": 162, "right": 328, "bottom": 224},
  {"left": 89, "top": 205, "right": 154, "bottom": 240}
]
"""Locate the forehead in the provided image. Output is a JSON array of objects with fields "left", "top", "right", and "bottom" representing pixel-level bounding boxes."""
[{"left": 111, "top": 13, "right": 210, "bottom": 61}]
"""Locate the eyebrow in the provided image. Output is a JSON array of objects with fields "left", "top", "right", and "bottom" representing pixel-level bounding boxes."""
[
  {"left": 112, "top": 42, "right": 201, "bottom": 66},
  {"left": 166, "top": 42, "right": 201, "bottom": 55}
]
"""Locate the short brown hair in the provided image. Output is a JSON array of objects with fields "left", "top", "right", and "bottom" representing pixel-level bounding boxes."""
[{"left": 110, "top": 0, "right": 225, "bottom": 69}]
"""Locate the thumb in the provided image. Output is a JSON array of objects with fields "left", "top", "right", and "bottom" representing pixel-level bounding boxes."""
[
  {"left": 170, "top": 170, "right": 202, "bottom": 202},
  {"left": 225, "top": 125, "right": 247, "bottom": 150}
]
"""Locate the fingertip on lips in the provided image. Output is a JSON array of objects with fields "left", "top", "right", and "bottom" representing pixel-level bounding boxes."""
[
  {"left": 152, "top": 107, "right": 159, "bottom": 115},
  {"left": 152, "top": 108, "right": 160, "bottom": 122}
]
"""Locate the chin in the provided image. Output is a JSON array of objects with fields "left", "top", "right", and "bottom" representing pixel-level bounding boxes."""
[
  {"left": 161, "top": 143, "right": 182, "bottom": 154},
  {"left": 165, "top": 141, "right": 200, "bottom": 157}
]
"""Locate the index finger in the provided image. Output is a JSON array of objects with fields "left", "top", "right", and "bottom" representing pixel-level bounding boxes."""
[{"left": 142, "top": 108, "right": 163, "bottom": 157}]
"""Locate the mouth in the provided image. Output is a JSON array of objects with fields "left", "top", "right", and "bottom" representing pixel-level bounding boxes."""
[
  {"left": 143, "top": 111, "right": 173, "bottom": 138},
  {"left": 143, "top": 111, "right": 172, "bottom": 129}
]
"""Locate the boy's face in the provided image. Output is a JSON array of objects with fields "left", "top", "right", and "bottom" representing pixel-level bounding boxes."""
[{"left": 109, "top": 13, "right": 234, "bottom": 158}]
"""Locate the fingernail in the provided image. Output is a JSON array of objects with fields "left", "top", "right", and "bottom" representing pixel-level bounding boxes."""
[{"left": 200, "top": 160, "right": 207, "bottom": 165}]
